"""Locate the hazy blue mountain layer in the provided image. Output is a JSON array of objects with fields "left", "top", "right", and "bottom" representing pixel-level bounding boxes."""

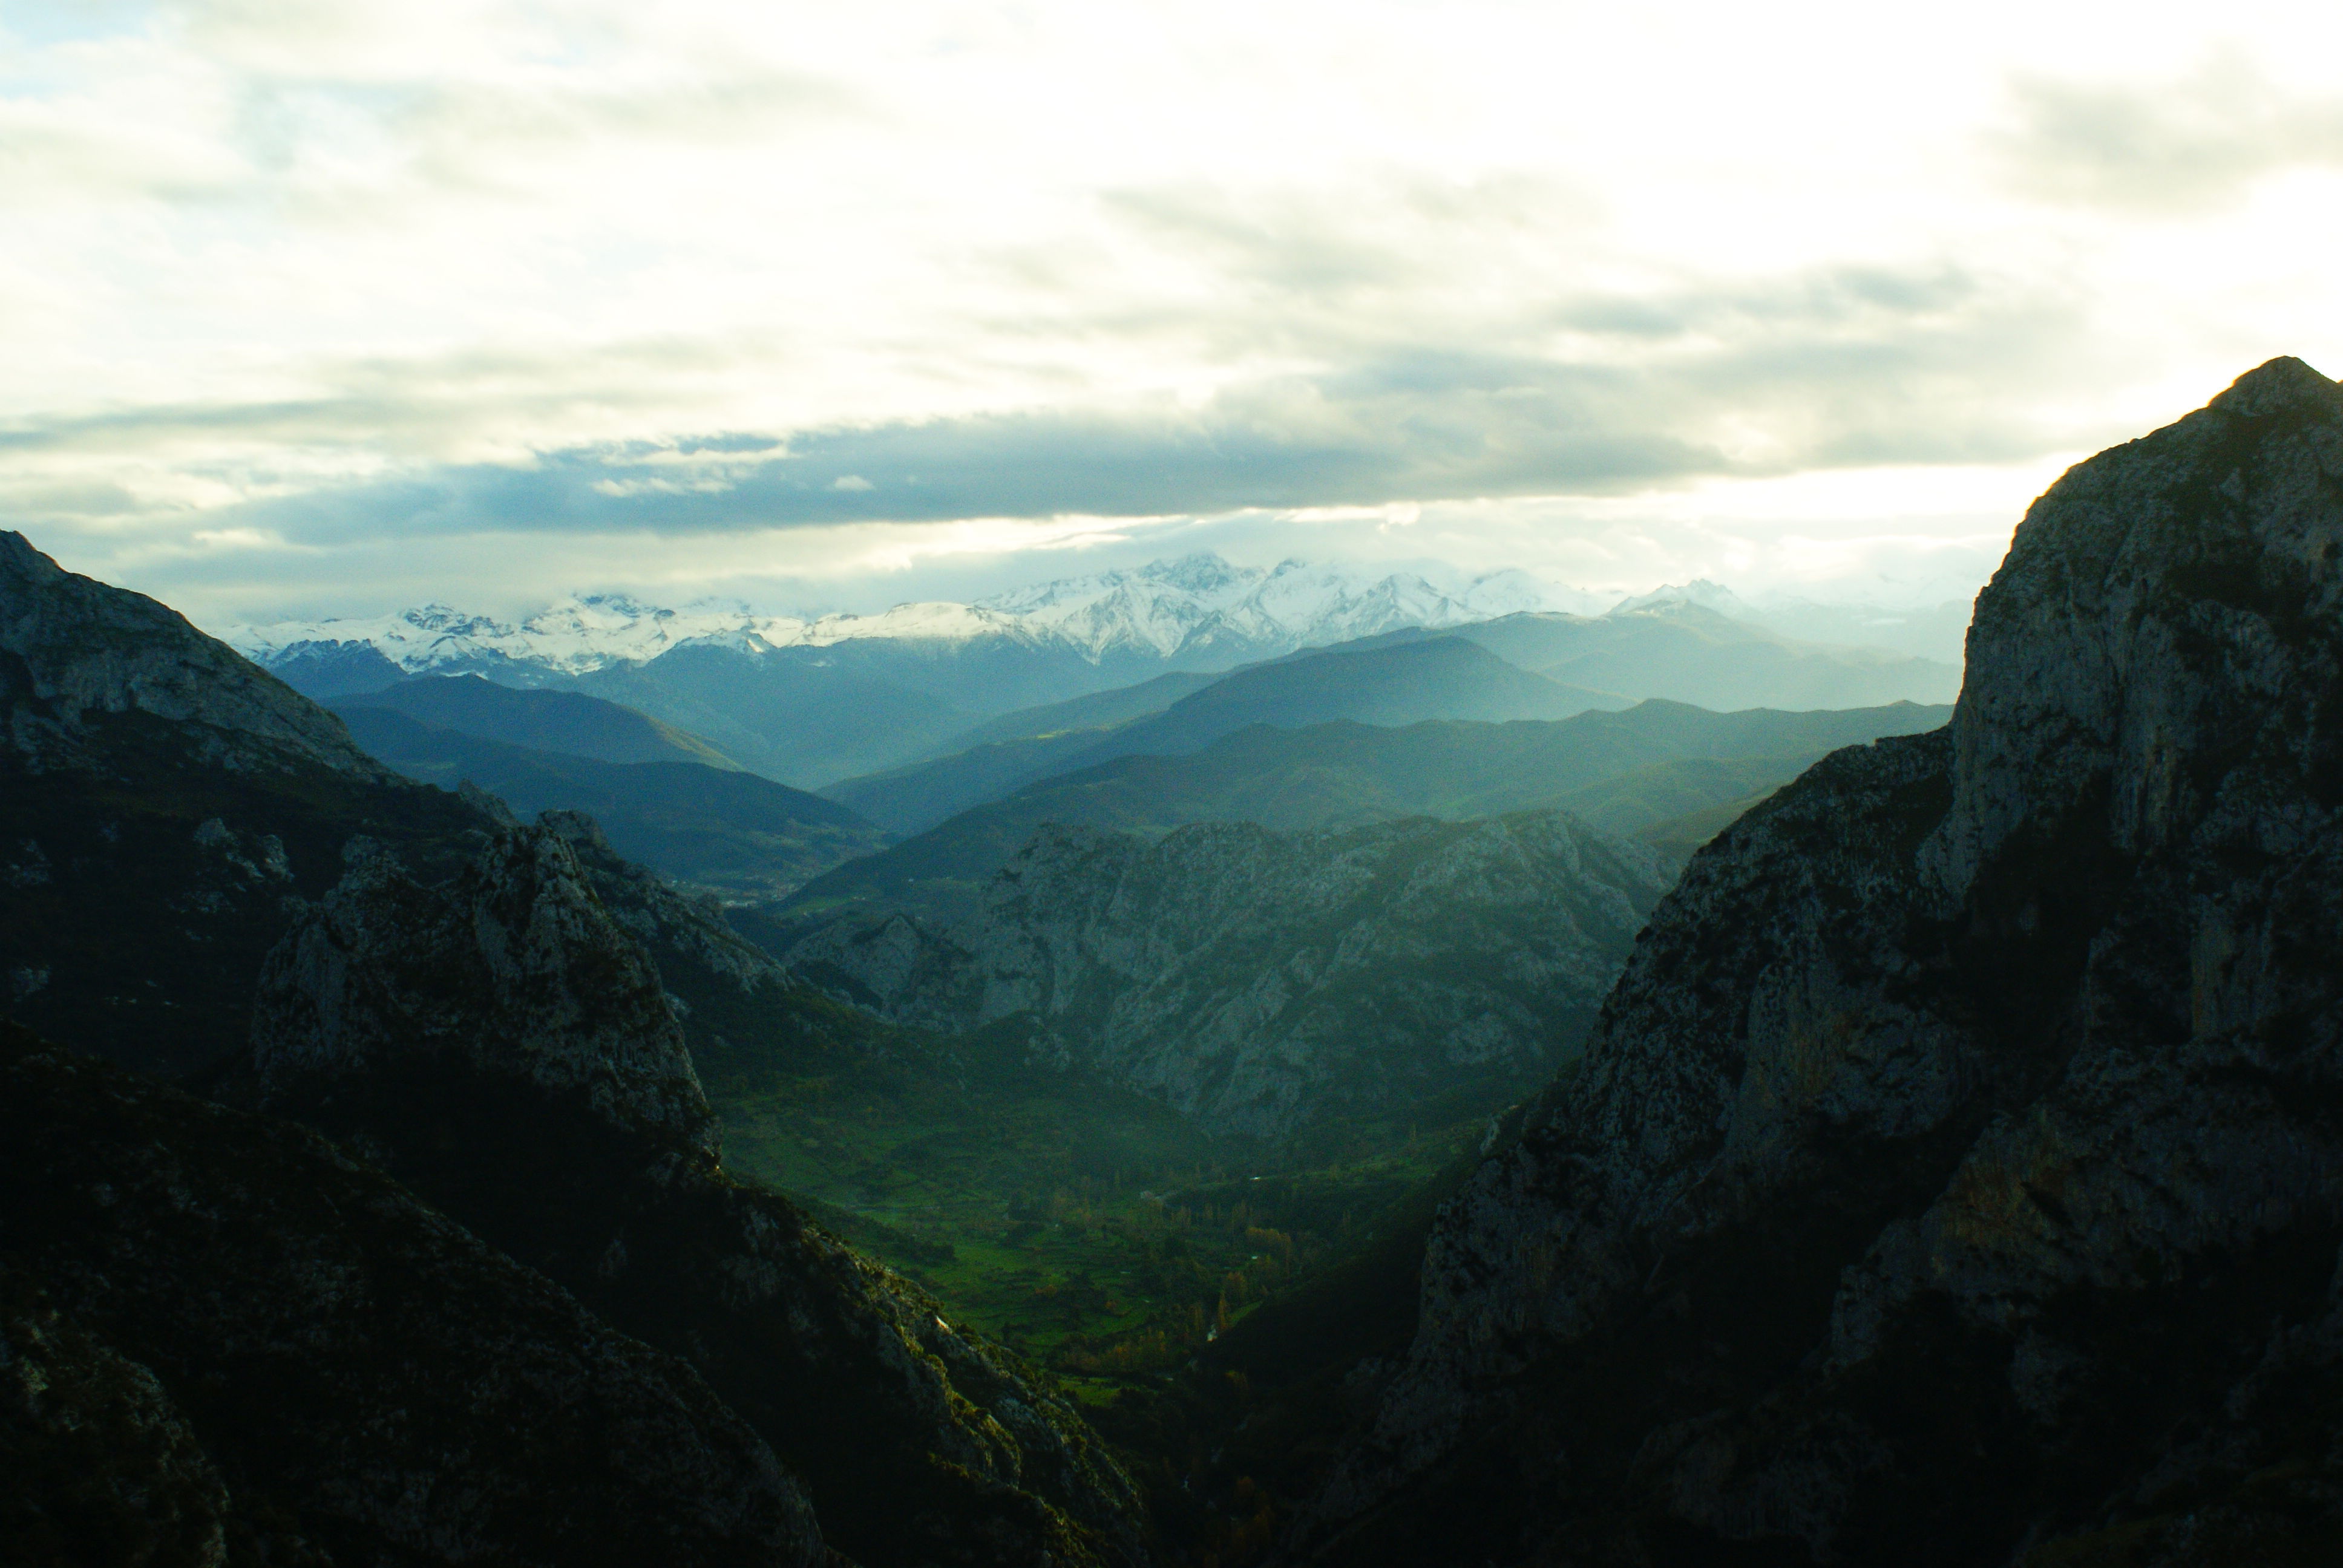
[
  {"left": 578, "top": 642, "right": 976, "bottom": 787},
  {"left": 335, "top": 706, "right": 886, "bottom": 899},
  {"left": 336, "top": 671, "right": 741, "bottom": 768},
  {"left": 929, "top": 670, "right": 1222, "bottom": 753},
  {"left": 1295, "top": 360, "right": 2343, "bottom": 1565},
  {"left": 1435, "top": 598, "right": 1963, "bottom": 708},
  {"left": 1049, "top": 636, "right": 1624, "bottom": 771},
  {"left": 785, "top": 699, "right": 1951, "bottom": 923},
  {"left": 828, "top": 637, "right": 1627, "bottom": 835}
]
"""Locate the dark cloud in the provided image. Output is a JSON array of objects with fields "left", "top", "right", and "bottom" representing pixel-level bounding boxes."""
[
  {"left": 196, "top": 287, "right": 2082, "bottom": 544},
  {"left": 0, "top": 238, "right": 2096, "bottom": 547},
  {"left": 1994, "top": 57, "right": 2343, "bottom": 212}
]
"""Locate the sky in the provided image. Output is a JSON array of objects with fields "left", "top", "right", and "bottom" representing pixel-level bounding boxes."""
[{"left": 4, "top": 0, "right": 2341, "bottom": 627}]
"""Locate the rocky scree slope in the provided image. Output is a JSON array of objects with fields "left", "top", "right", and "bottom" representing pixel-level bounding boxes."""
[
  {"left": 788, "top": 812, "right": 1672, "bottom": 1142},
  {"left": 252, "top": 820, "right": 1147, "bottom": 1568},
  {"left": 1293, "top": 358, "right": 2343, "bottom": 1565}
]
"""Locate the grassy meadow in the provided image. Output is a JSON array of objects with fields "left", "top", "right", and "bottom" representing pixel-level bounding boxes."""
[{"left": 706, "top": 1019, "right": 1479, "bottom": 1403}]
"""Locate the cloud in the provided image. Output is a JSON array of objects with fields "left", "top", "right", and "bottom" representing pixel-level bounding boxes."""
[
  {"left": 8, "top": 1, "right": 2341, "bottom": 629},
  {"left": 0, "top": 240, "right": 2101, "bottom": 560},
  {"left": 159, "top": 273, "right": 2081, "bottom": 546},
  {"left": 1994, "top": 56, "right": 2343, "bottom": 212}
]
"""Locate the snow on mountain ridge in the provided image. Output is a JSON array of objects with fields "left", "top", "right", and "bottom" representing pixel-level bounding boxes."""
[{"left": 226, "top": 552, "right": 1577, "bottom": 678}]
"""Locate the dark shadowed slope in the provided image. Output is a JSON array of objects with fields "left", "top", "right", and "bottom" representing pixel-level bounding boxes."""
[
  {"left": 1295, "top": 358, "right": 2343, "bottom": 1566},
  {"left": 336, "top": 705, "right": 885, "bottom": 898},
  {"left": 337, "top": 671, "right": 741, "bottom": 768},
  {"left": 1, "top": 1027, "right": 825, "bottom": 1568},
  {"left": 0, "top": 531, "right": 1155, "bottom": 1567}
]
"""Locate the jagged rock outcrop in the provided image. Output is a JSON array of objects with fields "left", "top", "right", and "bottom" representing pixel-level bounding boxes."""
[
  {"left": 0, "top": 532, "right": 1148, "bottom": 1563},
  {"left": 1295, "top": 358, "right": 2343, "bottom": 1564},
  {"left": 253, "top": 823, "right": 721, "bottom": 1159},
  {"left": 255, "top": 826, "right": 1148, "bottom": 1568},
  {"left": 789, "top": 812, "right": 1671, "bottom": 1140},
  {"left": 0, "top": 1026, "right": 824, "bottom": 1568},
  {"left": 1, "top": 532, "right": 385, "bottom": 778},
  {"left": 0, "top": 534, "right": 503, "bottom": 1077}
]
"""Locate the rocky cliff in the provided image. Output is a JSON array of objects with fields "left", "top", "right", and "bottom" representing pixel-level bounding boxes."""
[
  {"left": 790, "top": 812, "right": 1672, "bottom": 1141},
  {"left": 0, "top": 532, "right": 1152, "bottom": 1566},
  {"left": 255, "top": 822, "right": 1147, "bottom": 1568},
  {"left": 1293, "top": 357, "right": 2343, "bottom": 1564},
  {"left": 1, "top": 532, "right": 385, "bottom": 779}
]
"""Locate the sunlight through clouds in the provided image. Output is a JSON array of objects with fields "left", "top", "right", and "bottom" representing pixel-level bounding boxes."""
[{"left": 1, "top": 0, "right": 2339, "bottom": 622}]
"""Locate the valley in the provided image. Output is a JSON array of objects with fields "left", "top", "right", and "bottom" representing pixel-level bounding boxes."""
[{"left": 5, "top": 359, "right": 2342, "bottom": 1568}]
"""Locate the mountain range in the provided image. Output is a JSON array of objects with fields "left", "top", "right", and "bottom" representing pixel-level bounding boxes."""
[
  {"left": 0, "top": 529, "right": 1148, "bottom": 1566},
  {"left": 828, "top": 638, "right": 1629, "bottom": 836},
  {"left": 5, "top": 358, "right": 2343, "bottom": 1565},
  {"left": 784, "top": 699, "right": 1952, "bottom": 924},
  {"left": 231, "top": 556, "right": 1558, "bottom": 690},
  {"left": 231, "top": 555, "right": 1962, "bottom": 788}
]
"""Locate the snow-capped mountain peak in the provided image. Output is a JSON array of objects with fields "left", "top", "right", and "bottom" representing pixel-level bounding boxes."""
[
  {"left": 224, "top": 551, "right": 1581, "bottom": 683},
  {"left": 1610, "top": 578, "right": 1763, "bottom": 621}
]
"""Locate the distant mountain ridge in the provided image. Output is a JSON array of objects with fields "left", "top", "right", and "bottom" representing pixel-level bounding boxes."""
[
  {"left": 228, "top": 553, "right": 1565, "bottom": 684},
  {"left": 232, "top": 554, "right": 1967, "bottom": 789},
  {"left": 787, "top": 699, "right": 1953, "bottom": 924},
  {"left": 828, "top": 638, "right": 1627, "bottom": 835},
  {"left": 333, "top": 707, "right": 886, "bottom": 900},
  {"left": 336, "top": 673, "right": 742, "bottom": 769}
]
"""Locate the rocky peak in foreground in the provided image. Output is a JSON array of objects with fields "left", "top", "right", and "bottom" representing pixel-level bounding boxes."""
[
  {"left": 254, "top": 820, "right": 722, "bottom": 1162},
  {"left": 1, "top": 531, "right": 1152, "bottom": 1565},
  {"left": 1295, "top": 358, "right": 2343, "bottom": 1564},
  {"left": 251, "top": 822, "right": 1147, "bottom": 1568},
  {"left": 788, "top": 810, "right": 1673, "bottom": 1141},
  {"left": 1, "top": 531, "right": 385, "bottom": 778}
]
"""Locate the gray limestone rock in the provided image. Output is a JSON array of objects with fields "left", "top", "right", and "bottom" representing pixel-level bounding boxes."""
[
  {"left": 0, "top": 532, "right": 386, "bottom": 779},
  {"left": 1296, "top": 358, "right": 2343, "bottom": 1564},
  {"left": 790, "top": 811, "right": 1672, "bottom": 1140},
  {"left": 252, "top": 819, "right": 721, "bottom": 1159}
]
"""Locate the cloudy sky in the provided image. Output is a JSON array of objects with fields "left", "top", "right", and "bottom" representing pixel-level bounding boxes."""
[{"left": 5, "top": 0, "right": 2341, "bottom": 626}]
